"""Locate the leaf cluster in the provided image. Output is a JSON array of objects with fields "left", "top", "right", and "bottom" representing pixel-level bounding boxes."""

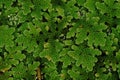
[{"left": 0, "top": 0, "right": 120, "bottom": 80}]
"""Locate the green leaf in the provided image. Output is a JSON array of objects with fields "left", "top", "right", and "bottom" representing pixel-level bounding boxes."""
[
  {"left": 64, "top": 0, "right": 79, "bottom": 19},
  {"left": 68, "top": 65, "right": 88, "bottom": 80},
  {"left": 86, "top": 17, "right": 100, "bottom": 25},
  {"left": 11, "top": 62, "right": 27, "bottom": 79},
  {"left": 67, "top": 0, "right": 76, "bottom": 6},
  {"left": 55, "top": 40, "right": 64, "bottom": 53},
  {"left": 88, "top": 31, "right": 106, "bottom": 46},
  {"left": 101, "top": 36, "right": 116, "bottom": 52},
  {"left": 71, "top": 45, "right": 80, "bottom": 51},
  {"left": 66, "top": 23, "right": 78, "bottom": 38},
  {"left": 95, "top": 73, "right": 109, "bottom": 80},
  {"left": 76, "top": 48, "right": 101, "bottom": 71},
  {"left": 5, "top": 7, "right": 19, "bottom": 15},
  {"left": 0, "top": 64, "right": 11, "bottom": 73},
  {"left": 18, "top": 0, "right": 34, "bottom": 15},
  {"left": 56, "top": 6, "right": 64, "bottom": 17},
  {"left": 13, "top": 52, "right": 26, "bottom": 61},
  {"left": 40, "top": 46, "right": 59, "bottom": 62},
  {"left": 40, "top": 0, "right": 52, "bottom": 11},
  {"left": 28, "top": 61, "right": 40, "bottom": 75},
  {"left": 117, "top": 63, "right": 120, "bottom": 78},
  {"left": 60, "top": 55, "right": 74, "bottom": 68},
  {"left": 15, "top": 34, "right": 38, "bottom": 53},
  {"left": 114, "top": 9, "right": 120, "bottom": 18},
  {"left": 104, "top": 0, "right": 114, "bottom": 6},
  {"left": 59, "top": 69, "right": 68, "bottom": 80},
  {"left": 3, "top": 0, "right": 13, "bottom": 8},
  {"left": 116, "top": 25, "right": 120, "bottom": 33},
  {"left": 9, "top": 59, "right": 19, "bottom": 66},
  {"left": 39, "top": 49, "right": 49, "bottom": 58},
  {"left": 64, "top": 40, "right": 73, "bottom": 45},
  {"left": 33, "top": 46, "right": 43, "bottom": 58},
  {"left": 26, "top": 22, "right": 41, "bottom": 36},
  {"left": 59, "top": 48, "right": 69, "bottom": 57},
  {"left": 92, "top": 23, "right": 108, "bottom": 31},
  {"left": 47, "top": 71, "right": 59, "bottom": 80},
  {"left": 116, "top": 50, "right": 120, "bottom": 61},
  {"left": 107, "top": 72, "right": 119, "bottom": 80},
  {"left": 43, "top": 61, "right": 56, "bottom": 73},
  {"left": 68, "top": 70, "right": 80, "bottom": 79},
  {"left": 17, "top": 11, "right": 27, "bottom": 23},
  {"left": 0, "top": 25, "right": 15, "bottom": 47},
  {"left": 113, "top": 3, "right": 120, "bottom": 9},
  {"left": 76, "top": 0, "right": 85, "bottom": 6},
  {"left": 95, "top": 2, "right": 109, "bottom": 14},
  {"left": 84, "top": 0, "right": 96, "bottom": 12},
  {"left": 76, "top": 28, "right": 88, "bottom": 44},
  {"left": 8, "top": 77, "right": 13, "bottom": 80},
  {"left": 18, "top": 22, "right": 28, "bottom": 33},
  {"left": 31, "top": 4, "right": 42, "bottom": 18}
]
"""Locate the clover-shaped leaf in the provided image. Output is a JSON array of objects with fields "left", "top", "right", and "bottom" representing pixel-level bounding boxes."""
[
  {"left": 60, "top": 55, "right": 74, "bottom": 68},
  {"left": 55, "top": 40, "right": 64, "bottom": 53},
  {"left": 92, "top": 23, "right": 108, "bottom": 32},
  {"left": 76, "top": 0, "right": 85, "bottom": 6},
  {"left": 64, "top": 40, "right": 73, "bottom": 46},
  {"left": 11, "top": 62, "right": 27, "bottom": 79},
  {"left": 44, "top": 70, "right": 59, "bottom": 80},
  {"left": 42, "top": 61, "right": 56, "bottom": 73},
  {"left": 31, "top": 6, "right": 43, "bottom": 20},
  {"left": 13, "top": 52, "right": 26, "bottom": 61},
  {"left": 84, "top": 0, "right": 96, "bottom": 12},
  {"left": 88, "top": 31, "right": 106, "bottom": 46},
  {"left": 116, "top": 25, "right": 120, "bottom": 33},
  {"left": 76, "top": 28, "right": 88, "bottom": 44},
  {"left": 66, "top": 22, "right": 80, "bottom": 38},
  {"left": 64, "top": 0, "right": 79, "bottom": 19},
  {"left": 0, "top": 25, "right": 15, "bottom": 47},
  {"left": 9, "top": 59, "right": 19, "bottom": 66},
  {"left": 101, "top": 36, "right": 116, "bottom": 52},
  {"left": 39, "top": 0, "right": 52, "bottom": 11},
  {"left": 0, "top": 63, "right": 11, "bottom": 73},
  {"left": 67, "top": 65, "right": 88, "bottom": 80},
  {"left": 28, "top": 61, "right": 40, "bottom": 75},
  {"left": 2, "top": 0, "right": 13, "bottom": 8},
  {"left": 15, "top": 34, "right": 38, "bottom": 53},
  {"left": 68, "top": 70, "right": 80, "bottom": 79},
  {"left": 56, "top": 6, "right": 64, "bottom": 17},
  {"left": 75, "top": 47, "right": 101, "bottom": 71},
  {"left": 18, "top": 0, "right": 34, "bottom": 15},
  {"left": 40, "top": 42, "right": 59, "bottom": 62},
  {"left": 104, "top": 0, "right": 114, "bottom": 6},
  {"left": 95, "top": 2, "right": 109, "bottom": 14}
]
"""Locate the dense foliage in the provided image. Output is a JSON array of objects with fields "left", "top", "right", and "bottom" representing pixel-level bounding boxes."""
[{"left": 0, "top": 0, "right": 120, "bottom": 80}]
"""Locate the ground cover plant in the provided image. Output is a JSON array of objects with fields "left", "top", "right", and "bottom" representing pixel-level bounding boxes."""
[{"left": 0, "top": 0, "right": 120, "bottom": 80}]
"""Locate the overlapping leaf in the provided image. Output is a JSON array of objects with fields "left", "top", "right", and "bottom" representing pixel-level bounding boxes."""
[
  {"left": 0, "top": 25, "right": 15, "bottom": 47},
  {"left": 0, "top": 0, "right": 120, "bottom": 80}
]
